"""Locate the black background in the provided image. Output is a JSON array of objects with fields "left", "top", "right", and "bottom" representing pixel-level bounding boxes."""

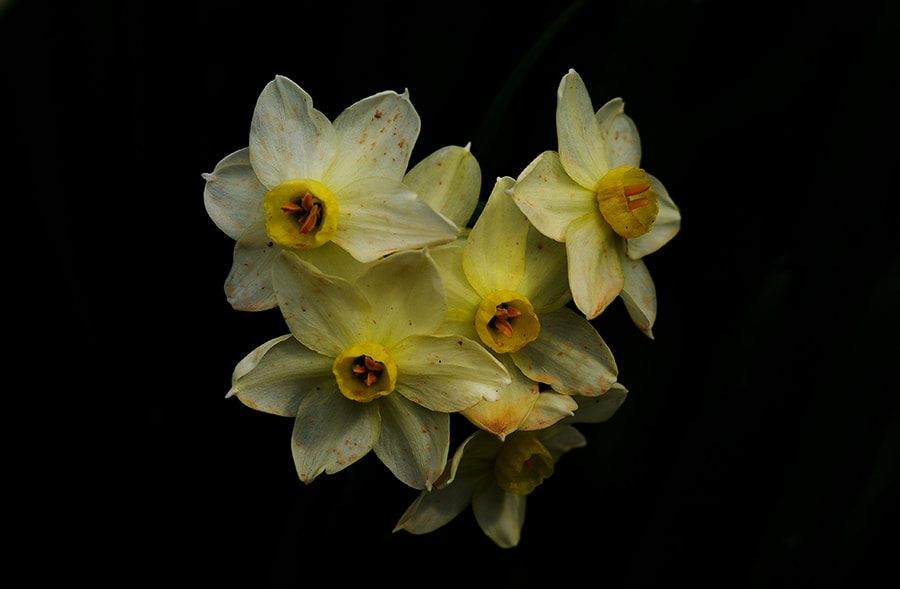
[{"left": 6, "top": 0, "right": 898, "bottom": 586}]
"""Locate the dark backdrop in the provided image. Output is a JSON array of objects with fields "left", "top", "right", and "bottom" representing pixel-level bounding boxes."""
[{"left": 6, "top": 0, "right": 898, "bottom": 586}]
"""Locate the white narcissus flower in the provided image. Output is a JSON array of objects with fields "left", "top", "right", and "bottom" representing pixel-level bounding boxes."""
[
  {"left": 393, "top": 386, "right": 627, "bottom": 547},
  {"left": 226, "top": 248, "right": 510, "bottom": 490},
  {"left": 509, "top": 69, "right": 681, "bottom": 336},
  {"left": 203, "top": 75, "right": 460, "bottom": 311},
  {"left": 430, "top": 176, "right": 618, "bottom": 438}
]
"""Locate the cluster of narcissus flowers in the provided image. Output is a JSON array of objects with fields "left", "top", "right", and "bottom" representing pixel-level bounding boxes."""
[{"left": 203, "top": 69, "right": 680, "bottom": 548}]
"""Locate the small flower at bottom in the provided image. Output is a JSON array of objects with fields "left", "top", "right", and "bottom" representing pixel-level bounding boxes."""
[
  {"left": 393, "top": 424, "right": 587, "bottom": 548},
  {"left": 226, "top": 248, "right": 510, "bottom": 490}
]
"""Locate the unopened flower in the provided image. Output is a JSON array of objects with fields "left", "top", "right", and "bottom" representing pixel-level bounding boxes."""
[
  {"left": 203, "top": 75, "right": 459, "bottom": 311},
  {"left": 509, "top": 69, "right": 680, "bottom": 335},
  {"left": 226, "top": 249, "right": 510, "bottom": 490},
  {"left": 430, "top": 177, "right": 618, "bottom": 437}
]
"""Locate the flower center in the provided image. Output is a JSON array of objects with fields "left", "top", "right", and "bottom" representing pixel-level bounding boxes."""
[
  {"left": 475, "top": 290, "right": 540, "bottom": 354},
  {"left": 595, "top": 164, "right": 660, "bottom": 239},
  {"left": 332, "top": 342, "right": 397, "bottom": 403},
  {"left": 264, "top": 178, "right": 339, "bottom": 249},
  {"left": 493, "top": 433, "right": 554, "bottom": 496}
]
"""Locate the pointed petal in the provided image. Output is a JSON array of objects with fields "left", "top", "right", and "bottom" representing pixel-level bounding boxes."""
[
  {"left": 356, "top": 249, "right": 447, "bottom": 347},
  {"left": 333, "top": 177, "right": 459, "bottom": 263},
  {"left": 375, "top": 394, "right": 450, "bottom": 490},
  {"left": 291, "top": 385, "right": 380, "bottom": 483},
  {"left": 463, "top": 177, "right": 527, "bottom": 297},
  {"left": 556, "top": 69, "right": 608, "bottom": 190},
  {"left": 512, "top": 306, "right": 618, "bottom": 396},
  {"left": 565, "top": 212, "right": 624, "bottom": 319},
  {"left": 393, "top": 468, "right": 482, "bottom": 535},
  {"left": 472, "top": 480, "right": 526, "bottom": 548},
  {"left": 518, "top": 221, "right": 571, "bottom": 311},
  {"left": 392, "top": 335, "right": 510, "bottom": 412},
  {"left": 625, "top": 174, "right": 681, "bottom": 259},
  {"left": 403, "top": 144, "right": 481, "bottom": 228},
  {"left": 229, "top": 335, "right": 335, "bottom": 416},
  {"left": 568, "top": 383, "right": 629, "bottom": 424},
  {"left": 325, "top": 90, "right": 420, "bottom": 191},
  {"left": 517, "top": 392, "right": 578, "bottom": 431},
  {"left": 249, "top": 76, "right": 336, "bottom": 189},
  {"left": 620, "top": 253, "right": 657, "bottom": 338},
  {"left": 509, "top": 151, "right": 596, "bottom": 242},
  {"left": 225, "top": 218, "right": 283, "bottom": 311},
  {"left": 203, "top": 148, "right": 266, "bottom": 240},
  {"left": 461, "top": 354, "right": 541, "bottom": 439},
  {"left": 272, "top": 250, "right": 372, "bottom": 356}
]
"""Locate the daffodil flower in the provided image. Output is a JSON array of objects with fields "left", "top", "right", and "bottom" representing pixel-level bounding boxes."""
[
  {"left": 226, "top": 248, "right": 510, "bottom": 490},
  {"left": 203, "top": 75, "right": 460, "bottom": 311},
  {"left": 393, "top": 423, "right": 587, "bottom": 548},
  {"left": 430, "top": 177, "right": 618, "bottom": 437},
  {"left": 508, "top": 69, "right": 681, "bottom": 335}
]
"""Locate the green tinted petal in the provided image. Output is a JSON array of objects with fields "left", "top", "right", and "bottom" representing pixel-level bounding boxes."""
[
  {"left": 291, "top": 384, "right": 380, "bottom": 483},
  {"left": 511, "top": 306, "right": 618, "bottom": 396},
  {"left": 375, "top": 393, "right": 450, "bottom": 490},
  {"left": 625, "top": 174, "right": 681, "bottom": 259},
  {"left": 225, "top": 218, "right": 283, "bottom": 311},
  {"left": 472, "top": 479, "right": 526, "bottom": 548}
]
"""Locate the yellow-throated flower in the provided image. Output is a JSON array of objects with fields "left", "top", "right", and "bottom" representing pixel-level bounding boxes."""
[
  {"left": 203, "top": 75, "right": 460, "bottom": 311},
  {"left": 430, "top": 176, "right": 618, "bottom": 438},
  {"left": 393, "top": 386, "right": 627, "bottom": 547},
  {"left": 226, "top": 248, "right": 509, "bottom": 490},
  {"left": 509, "top": 69, "right": 681, "bottom": 335}
]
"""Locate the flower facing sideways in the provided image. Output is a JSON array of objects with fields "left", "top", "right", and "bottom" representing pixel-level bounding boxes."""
[
  {"left": 509, "top": 69, "right": 681, "bottom": 335},
  {"left": 226, "top": 249, "right": 510, "bottom": 490},
  {"left": 203, "top": 75, "right": 461, "bottom": 311}
]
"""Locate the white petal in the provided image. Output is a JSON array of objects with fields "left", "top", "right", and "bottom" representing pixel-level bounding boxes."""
[
  {"left": 229, "top": 335, "right": 335, "bottom": 416},
  {"left": 556, "top": 69, "right": 608, "bottom": 189},
  {"left": 203, "top": 148, "right": 266, "bottom": 240},
  {"left": 565, "top": 212, "right": 624, "bottom": 319},
  {"left": 472, "top": 480, "right": 526, "bottom": 548},
  {"left": 291, "top": 384, "right": 380, "bottom": 483},
  {"left": 393, "top": 469, "right": 482, "bottom": 535},
  {"left": 512, "top": 306, "right": 618, "bottom": 396},
  {"left": 225, "top": 218, "right": 283, "bottom": 311},
  {"left": 429, "top": 242, "right": 482, "bottom": 341},
  {"left": 403, "top": 144, "right": 481, "bottom": 228},
  {"left": 463, "top": 177, "right": 527, "bottom": 297},
  {"left": 355, "top": 249, "right": 447, "bottom": 347},
  {"left": 375, "top": 393, "right": 450, "bottom": 490},
  {"left": 249, "top": 76, "right": 336, "bottom": 189},
  {"left": 535, "top": 423, "right": 588, "bottom": 461},
  {"left": 620, "top": 253, "right": 657, "bottom": 339},
  {"left": 392, "top": 335, "right": 510, "bottom": 412},
  {"left": 625, "top": 174, "right": 681, "bottom": 259},
  {"left": 509, "top": 151, "right": 596, "bottom": 242},
  {"left": 271, "top": 250, "right": 372, "bottom": 356},
  {"left": 517, "top": 221, "right": 571, "bottom": 311},
  {"left": 324, "top": 90, "right": 420, "bottom": 192},
  {"left": 332, "top": 177, "right": 459, "bottom": 263}
]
